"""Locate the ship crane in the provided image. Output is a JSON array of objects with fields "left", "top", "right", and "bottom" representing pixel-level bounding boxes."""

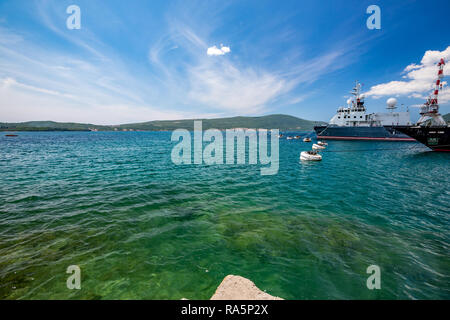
[
  {"left": 394, "top": 58, "right": 449, "bottom": 151},
  {"left": 417, "top": 58, "right": 446, "bottom": 126}
]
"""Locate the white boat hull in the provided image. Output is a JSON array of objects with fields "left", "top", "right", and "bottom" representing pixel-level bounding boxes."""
[
  {"left": 300, "top": 151, "right": 322, "bottom": 161},
  {"left": 312, "top": 143, "right": 325, "bottom": 150}
]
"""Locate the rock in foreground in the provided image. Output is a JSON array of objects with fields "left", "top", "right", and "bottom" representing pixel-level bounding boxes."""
[{"left": 210, "top": 275, "right": 283, "bottom": 300}]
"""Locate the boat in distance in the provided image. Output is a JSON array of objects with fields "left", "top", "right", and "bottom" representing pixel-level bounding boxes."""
[{"left": 314, "top": 82, "right": 415, "bottom": 141}]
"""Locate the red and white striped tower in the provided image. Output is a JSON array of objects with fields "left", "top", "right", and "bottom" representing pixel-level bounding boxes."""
[
  {"left": 430, "top": 58, "right": 445, "bottom": 106},
  {"left": 417, "top": 58, "right": 446, "bottom": 125}
]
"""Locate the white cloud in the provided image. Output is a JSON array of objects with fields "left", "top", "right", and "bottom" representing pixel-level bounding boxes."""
[
  {"left": 207, "top": 45, "right": 231, "bottom": 56},
  {"left": 403, "top": 63, "right": 421, "bottom": 72},
  {"left": 366, "top": 46, "right": 450, "bottom": 103},
  {"left": 188, "top": 61, "right": 290, "bottom": 114},
  {"left": 220, "top": 46, "right": 230, "bottom": 53}
]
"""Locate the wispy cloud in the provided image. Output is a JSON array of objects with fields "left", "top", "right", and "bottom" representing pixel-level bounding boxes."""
[
  {"left": 188, "top": 61, "right": 289, "bottom": 114},
  {"left": 0, "top": 25, "right": 197, "bottom": 124},
  {"left": 147, "top": 3, "right": 365, "bottom": 116},
  {"left": 366, "top": 46, "right": 450, "bottom": 103},
  {"left": 1, "top": 0, "right": 372, "bottom": 123}
]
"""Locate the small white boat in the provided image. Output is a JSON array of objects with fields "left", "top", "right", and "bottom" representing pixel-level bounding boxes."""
[
  {"left": 286, "top": 136, "right": 294, "bottom": 140},
  {"left": 300, "top": 151, "right": 322, "bottom": 161},
  {"left": 317, "top": 141, "right": 328, "bottom": 146},
  {"left": 303, "top": 137, "right": 312, "bottom": 142},
  {"left": 312, "top": 143, "right": 325, "bottom": 150}
]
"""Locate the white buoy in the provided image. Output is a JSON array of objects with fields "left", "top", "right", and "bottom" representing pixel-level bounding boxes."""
[
  {"left": 312, "top": 143, "right": 325, "bottom": 150},
  {"left": 300, "top": 151, "right": 322, "bottom": 161}
]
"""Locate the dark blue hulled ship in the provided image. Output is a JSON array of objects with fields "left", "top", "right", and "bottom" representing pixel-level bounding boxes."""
[{"left": 314, "top": 82, "right": 415, "bottom": 141}]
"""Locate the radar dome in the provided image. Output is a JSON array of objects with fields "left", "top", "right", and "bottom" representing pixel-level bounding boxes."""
[
  {"left": 359, "top": 94, "right": 365, "bottom": 100},
  {"left": 387, "top": 97, "right": 397, "bottom": 108},
  {"left": 346, "top": 98, "right": 352, "bottom": 105}
]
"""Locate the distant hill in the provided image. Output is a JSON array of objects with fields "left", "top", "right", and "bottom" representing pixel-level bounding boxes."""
[
  {"left": 0, "top": 121, "right": 107, "bottom": 131},
  {"left": 0, "top": 114, "right": 325, "bottom": 132},
  {"left": 444, "top": 113, "right": 450, "bottom": 123},
  {"left": 117, "top": 114, "right": 325, "bottom": 131}
]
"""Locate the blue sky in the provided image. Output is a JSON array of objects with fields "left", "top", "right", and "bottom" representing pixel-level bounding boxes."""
[{"left": 0, "top": 0, "right": 449, "bottom": 124}]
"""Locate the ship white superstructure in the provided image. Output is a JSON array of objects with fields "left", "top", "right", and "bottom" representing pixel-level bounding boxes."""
[{"left": 328, "top": 82, "right": 411, "bottom": 127}]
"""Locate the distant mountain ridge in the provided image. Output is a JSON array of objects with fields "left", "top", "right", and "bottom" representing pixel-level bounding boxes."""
[
  {"left": 443, "top": 113, "right": 450, "bottom": 123},
  {"left": 0, "top": 114, "right": 326, "bottom": 132}
]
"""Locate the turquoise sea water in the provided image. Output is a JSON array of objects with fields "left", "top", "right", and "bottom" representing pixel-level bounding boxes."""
[{"left": 0, "top": 131, "right": 449, "bottom": 300}]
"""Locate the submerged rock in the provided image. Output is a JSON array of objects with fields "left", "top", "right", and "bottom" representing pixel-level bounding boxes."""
[{"left": 210, "top": 275, "right": 283, "bottom": 300}]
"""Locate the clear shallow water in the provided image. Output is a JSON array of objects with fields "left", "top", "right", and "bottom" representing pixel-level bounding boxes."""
[{"left": 0, "top": 131, "right": 449, "bottom": 300}]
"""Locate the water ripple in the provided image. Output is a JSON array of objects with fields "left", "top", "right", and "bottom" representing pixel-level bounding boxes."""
[{"left": 0, "top": 132, "right": 448, "bottom": 299}]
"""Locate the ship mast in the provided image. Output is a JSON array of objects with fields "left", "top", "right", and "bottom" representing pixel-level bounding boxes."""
[
  {"left": 417, "top": 58, "right": 446, "bottom": 126},
  {"left": 350, "top": 81, "right": 365, "bottom": 110}
]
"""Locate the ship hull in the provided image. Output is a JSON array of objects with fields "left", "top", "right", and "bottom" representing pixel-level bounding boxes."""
[
  {"left": 314, "top": 125, "right": 415, "bottom": 141},
  {"left": 394, "top": 126, "right": 450, "bottom": 151}
]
